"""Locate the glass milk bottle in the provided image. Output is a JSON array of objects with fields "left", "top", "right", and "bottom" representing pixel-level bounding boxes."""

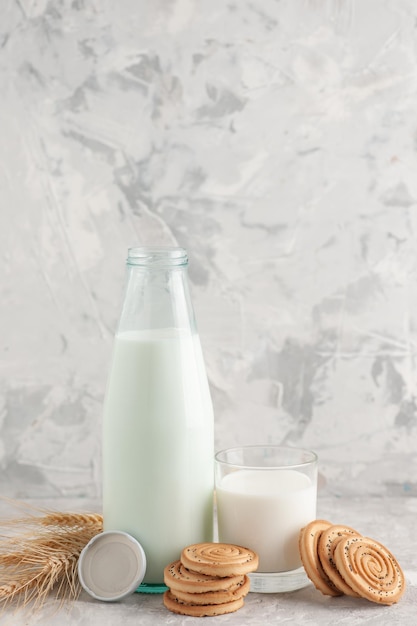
[{"left": 102, "top": 247, "right": 214, "bottom": 591}]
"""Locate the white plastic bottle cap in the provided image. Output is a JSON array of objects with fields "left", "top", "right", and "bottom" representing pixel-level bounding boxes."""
[{"left": 78, "top": 530, "right": 147, "bottom": 601}]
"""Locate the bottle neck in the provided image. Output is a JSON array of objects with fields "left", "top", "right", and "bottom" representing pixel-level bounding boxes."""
[
  {"left": 127, "top": 247, "right": 188, "bottom": 268},
  {"left": 117, "top": 247, "right": 196, "bottom": 335}
]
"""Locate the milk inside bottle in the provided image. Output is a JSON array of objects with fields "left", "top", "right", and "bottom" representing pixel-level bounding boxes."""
[{"left": 102, "top": 248, "right": 214, "bottom": 590}]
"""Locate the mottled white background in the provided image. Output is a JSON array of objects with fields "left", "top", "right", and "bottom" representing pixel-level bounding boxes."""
[{"left": 1, "top": 0, "right": 417, "bottom": 500}]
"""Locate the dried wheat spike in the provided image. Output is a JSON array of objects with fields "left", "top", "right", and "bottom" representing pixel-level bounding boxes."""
[{"left": 0, "top": 502, "right": 103, "bottom": 612}]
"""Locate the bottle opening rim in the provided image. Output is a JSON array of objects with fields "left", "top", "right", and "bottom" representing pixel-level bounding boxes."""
[{"left": 127, "top": 247, "right": 188, "bottom": 266}]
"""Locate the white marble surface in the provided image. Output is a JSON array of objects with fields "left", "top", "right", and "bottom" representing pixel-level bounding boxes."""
[
  {"left": 0, "top": 496, "right": 415, "bottom": 626},
  {"left": 1, "top": 2, "right": 417, "bottom": 498}
]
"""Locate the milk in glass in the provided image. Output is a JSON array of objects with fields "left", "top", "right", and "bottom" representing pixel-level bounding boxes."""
[{"left": 216, "top": 468, "right": 316, "bottom": 572}]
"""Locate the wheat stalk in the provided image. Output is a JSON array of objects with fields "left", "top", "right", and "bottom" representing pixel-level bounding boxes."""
[
  {"left": 0, "top": 501, "right": 103, "bottom": 611},
  {"left": 40, "top": 512, "right": 103, "bottom": 528}
]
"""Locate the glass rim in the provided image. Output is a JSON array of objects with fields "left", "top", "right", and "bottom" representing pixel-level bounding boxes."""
[
  {"left": 127, "top": 247, "right": 188, "bottom": 267},
  {"left": 214, "top": 444, "right": 317, "bottom": 470}
]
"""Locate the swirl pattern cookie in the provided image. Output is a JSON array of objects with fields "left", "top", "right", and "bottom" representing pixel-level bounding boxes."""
[
  {"left": 170, "top": 575, "right": 250, "bottom": 605},
  {"left": 298, "top": 520, "right": 406, "bottom": 607},
  {"left": 163, "top": 543, "right": 259, "bottom": 617},
  {"left": 181, "top": 543, "right": 259, "bottom": 577},
  {"left": 318, "top": 524, "right": 360, "bottom": 597},
  {"left": 298, "top": 519, "right": 342, "bottom": 597},
  {"left": 163, "top": 590, "right": 244, "bottom": 617},
  {"left": 164, "top": 560, "right": 245, "bottom": 593},
  {"left": 334, "top": 536, "right": 406, "bottom": 605}
]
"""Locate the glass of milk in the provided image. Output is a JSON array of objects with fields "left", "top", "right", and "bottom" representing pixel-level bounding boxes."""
[{"left": 215, "top": 445, "right": 317, "bottom": 593}]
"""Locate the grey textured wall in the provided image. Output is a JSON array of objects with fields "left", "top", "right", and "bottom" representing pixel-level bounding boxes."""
[{"left": 1, "top": 0, "right": 417, "bottom": 499}]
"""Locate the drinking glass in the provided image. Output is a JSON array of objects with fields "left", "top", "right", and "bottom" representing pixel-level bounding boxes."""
[{"left": 215, "top": 445, "right": 318, "bottom": 593}]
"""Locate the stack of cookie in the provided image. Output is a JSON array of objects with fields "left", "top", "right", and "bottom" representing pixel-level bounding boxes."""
[
  {"left": 163, "top": 542, "right": 259, "bottom": 617},
  {"left": 299, "top": 519, "right": 406, "bottom": 605}
]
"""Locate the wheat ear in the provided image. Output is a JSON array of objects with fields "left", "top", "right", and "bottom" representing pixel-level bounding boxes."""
[{"left": 0, "top": 503, "right": 103, "bottom": 611}]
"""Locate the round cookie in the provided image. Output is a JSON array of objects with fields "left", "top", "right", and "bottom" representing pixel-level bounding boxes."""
[
  {"left": 163, "top": 590, "right": 244, "bottom": 617},
  {"left": 318, "top": 524, "right": 360, "bottom": 597},
  {"left": 334, "top": 536, "right": 406, "bottom": 605},
  {"left": 298, "top": 520, "right": 342, "bottom": 597},
  {"left": 181, "top": 543, "right": 259, "bottom": 578},
  {"left": 164, "top": 560, "right": 245, "bottom": 593},
  {"left": 170, "top": 575, "right": 250, "bottom": 605}
]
